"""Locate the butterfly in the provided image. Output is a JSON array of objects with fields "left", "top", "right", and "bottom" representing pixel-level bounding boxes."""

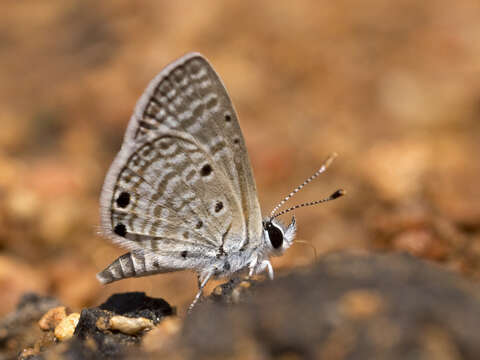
[{"left": 97, "top": 53, "right": 344, "bottom": 310}]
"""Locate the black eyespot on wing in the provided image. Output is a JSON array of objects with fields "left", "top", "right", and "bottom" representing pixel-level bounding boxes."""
[
  {"left": 195, "top": 220, "right": 203, "bottom": 229},
  {"left": 215, "top": 201, "right": 223, "bottom": 213},
  {"left": 116, "top": 192, "right": 130, "bottom": 208},
  {"left": 200, "top": 164, "right": 212, "bottom": 176},
  {"left": 265, "top": 221, "right": 283, "bottom": 249},
  {"left": 225, "top": 113, "right": 231, "bottom": 122},
  {"left": 233, "top": 138, "right": 240, "bottom": 145},
  {"left": 114, "top": 223, "right": 127, "bottom": 237},
  {"left": 181, "top": 250, "right": 188, "bottom": 258}
]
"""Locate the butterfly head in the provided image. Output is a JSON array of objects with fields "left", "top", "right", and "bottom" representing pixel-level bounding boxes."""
[
  {"left": 262, "top": 216, "right": 296, "bottom": 255},
  {"left": 262, "top": 153, "right": 345, "bottom": 258}
]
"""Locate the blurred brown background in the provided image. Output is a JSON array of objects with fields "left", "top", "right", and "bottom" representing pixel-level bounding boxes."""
[{"left": 0, "top": 1, "right": 479, "bottom": 316}]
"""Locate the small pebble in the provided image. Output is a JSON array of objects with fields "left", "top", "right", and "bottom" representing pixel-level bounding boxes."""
[
  {"left": 239, "top": 280, "right": 251, "bottom": 289},
  {"left": 232, "top": 280, "right": 252, "bottom": 303},
  {"left": 54, "top": 313, "right": 80, "bottom": 341},
  {"left": 108, "top": 315, "right": 154, "bottom": 335},
  {"left": 38, "top": 306, "right": 67, "bottom": 330},
  {"left": 95, "top": 316, "right": 109, "bottom": 331},
  {"left": 212, "top": 285, "right": 223, "bottom": 296}
]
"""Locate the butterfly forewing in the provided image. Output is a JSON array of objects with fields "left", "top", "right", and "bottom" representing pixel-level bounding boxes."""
[{"left": 100, "top": 53, "right": 262, "bottom": 267}]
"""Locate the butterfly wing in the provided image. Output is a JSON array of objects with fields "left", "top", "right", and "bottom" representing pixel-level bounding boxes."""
[{"left": 100, "top": 53, "right": 262, "bottom": 275}]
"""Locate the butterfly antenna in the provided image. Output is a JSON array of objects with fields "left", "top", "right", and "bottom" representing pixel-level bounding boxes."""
[
  {"left": 269, "top": 152, "right": 338, "bottom": 218},
  {"left": 271, "top": 189, "right": 345, "bottom": 219}
]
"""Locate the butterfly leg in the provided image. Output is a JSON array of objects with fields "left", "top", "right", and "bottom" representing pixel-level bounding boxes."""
[
  {"left": 259, "top": 260, "right": 274, "bottom": 280},
  {"left": 248, "top": 256, "right": 258, "bottom": 278},
  {"left": 188, "top": 270, "right": 214, "bottom": 312},
  {"left": 193, "top": 273, "right": 208, "bottom": 305},
  {"left": 247, "top": 258, "right": 274, "bottom": 280}
]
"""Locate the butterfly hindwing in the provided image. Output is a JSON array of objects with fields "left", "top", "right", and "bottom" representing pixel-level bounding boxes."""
[{"left": 109, "top": 133, "right": 239, "bottom": 249}]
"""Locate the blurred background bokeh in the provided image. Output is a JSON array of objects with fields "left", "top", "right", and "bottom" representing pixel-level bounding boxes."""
[{"left": 1, "top": 1, "right": 479, "bottom": 316}]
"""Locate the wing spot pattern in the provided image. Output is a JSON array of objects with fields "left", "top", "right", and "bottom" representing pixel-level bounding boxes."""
[
  {"left": 159, "top": 79, "right": 173, "bottom": 96},
  {"left": 192, "top": 102, "right": 204, "bottom": 119},
  {"left": 189, "top": 60, "right": 201, "bottom": 74},
  {"left": 167, "top": 88, "right": 176, "bottom": 100},
  {"left": 165, "top": 115, "right": 179, "bottom": 128},
  {"left": 215, "top": 201, "right": 224, "bottom": 213},
  {"left": 138, "top": 120, "right": 156, "bottom": 130},
  {"left": 114, "top": 223, "right": 127, "bottom": 237},
  {"left": 173, "top": 96, "right": 183, "bottom": 107},
  {"left": 184, "top": 167, "right": 197, "bottom": 183},
  {"left": 173, "top": 67, "right": 185, "bottom": 81},
  {"left": 210, "top": 139, "right": 227, "bottom": 156},
  {"left": 205, "top": 94, "right": 219, "bottom": 111},
  {"left": 200, "top": 164, "right": 212, "bottom": 177},
  {"left": 151, "top": 171, "right": 177, "bottom": 201},
  {"left": 116, "top": 192, "right": 130, "bottom": 208}
]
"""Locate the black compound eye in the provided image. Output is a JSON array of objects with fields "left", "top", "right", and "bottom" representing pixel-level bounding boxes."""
[{"left": 265, "top": 221, "right": 283, "bottom": 249}]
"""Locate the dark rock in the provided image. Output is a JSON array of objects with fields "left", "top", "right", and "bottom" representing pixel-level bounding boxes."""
[
  {"left": 61, "top": 337, "right": 104, "bottom": 360},
  {"left": 0, "top": 292, "right": 173, "bottom": 360},
  {"left": 0, "top": 293, "right": 60, "bottom": 359},
  {"left": 74, "top": 307, "right": 133, "bottom": 358},
  {"left": 182, "top": 252, "right": 480, "bottom": 360},
  {"left": 0, "top": 293, "right": 60, "bottom": 338},
  {"left": 209, "top": 277, "right": 258, "bottom": 305},
  {"left": 99, "top": 292, "right": 173, "bottom": 324},
  {"left": 71, "top": 292, "right": 173, "bottom": 359}
]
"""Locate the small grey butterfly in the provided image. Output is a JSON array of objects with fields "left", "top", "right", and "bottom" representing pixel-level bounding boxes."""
[{"left": 97, "top": 53, "right": 344, "bottom": 310}]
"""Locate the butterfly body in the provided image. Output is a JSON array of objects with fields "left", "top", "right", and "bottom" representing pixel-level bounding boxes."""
[{"left": 97, "top": 216, "right": 295, "bottom": 284}]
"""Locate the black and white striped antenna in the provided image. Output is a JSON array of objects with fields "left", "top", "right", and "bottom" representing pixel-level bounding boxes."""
[{"left": 269, "top": 153, "right": 344, "bottom": 219}]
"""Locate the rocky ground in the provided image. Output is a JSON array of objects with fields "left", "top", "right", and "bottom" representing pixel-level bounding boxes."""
[{"left": 2, "top": 252, "right": 480, "bottom": 359}]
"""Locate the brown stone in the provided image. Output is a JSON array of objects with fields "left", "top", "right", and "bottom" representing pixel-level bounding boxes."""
[
  {"left": 38, "top": 306, "right": 67, "bottom": 331},
  {"left": 54, "top": 313, "right": 80, "bottom": 341},
  {"left": 108, "top": 315, "right": 154, "bottom": 335}
]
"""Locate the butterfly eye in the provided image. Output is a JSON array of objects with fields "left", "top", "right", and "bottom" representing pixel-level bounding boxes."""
[{"left": 265, "top": 221, "right": 283, "bottom": 249}]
